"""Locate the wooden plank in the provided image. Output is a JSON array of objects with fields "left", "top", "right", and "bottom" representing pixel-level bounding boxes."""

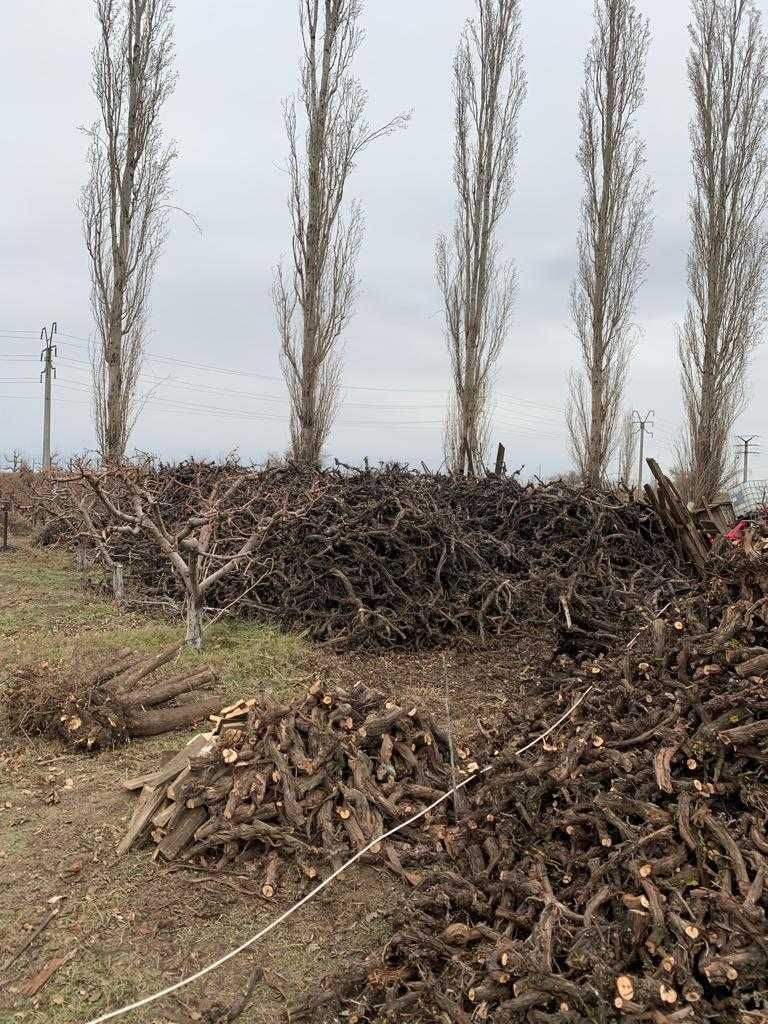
[
  {"left": 16, "top": 951, "right": 76, "bottom": 997},
  {"left": 166, "top": 764, "right": 191, "bottom": 801},
  {"left": 157, "top": 806, "right": 209, "bottom": 860},
  {"left": 120, "top": 733, "right": 212, "bottom": 791},
  {"left": 646, "top": 459, "right": 709, "bottom": 569},
  {"left": 117, "top": 785, "right": 168, "bottom": 855}
]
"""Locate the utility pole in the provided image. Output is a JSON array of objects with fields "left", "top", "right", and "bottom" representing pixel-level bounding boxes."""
[
  {"left": 633, "top": 410, "right": 654, "bottom": 490},
  {"left": 40, "top": 322, "right": 57, "bottom": 472},
  {"left": 736, "top": 435, "right": 760, "bottom": 484}
]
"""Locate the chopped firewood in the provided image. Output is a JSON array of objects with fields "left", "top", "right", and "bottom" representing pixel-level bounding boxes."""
[
  {"left": 119, "top": 681, "right": 457, "bottom": 886},
  {"left": 289, "top": 549, "right": 768, "bottom": 1024},
  {"left": 151, "top": 804, "right": 174, "bottom": 829},
  {"left": 659, "top": 983, "right": 678, "bottom": 1004},
  {"left": 261, "top": 853, "right": 280, "bottom": 898},
  {"left": 616, "top": 976, "right": 635, "bottom": 1001},
  {"left": 157, "top": 807, "right": 208, "bottom": 861},
  {"left": 117, "top": 785, "right": 168, "bottom": 855},
  {"left": 121, "top": 734, "right": 212, "bottom": 791}
]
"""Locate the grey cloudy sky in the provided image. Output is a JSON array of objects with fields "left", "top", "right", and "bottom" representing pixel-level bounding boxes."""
[{"left": 2, "top": 0, "right": 768, "bottom": 477}]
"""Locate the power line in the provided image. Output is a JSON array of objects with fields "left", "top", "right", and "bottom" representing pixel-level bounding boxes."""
[
  {"left": 54, "top": 328, "right": 567, "bottom": 412},
  {"left": 52, "top": 357, "right": 568, "bottom": 430},
  {"left": 48, "top": 378, "right": 563, "bottom": 441}
]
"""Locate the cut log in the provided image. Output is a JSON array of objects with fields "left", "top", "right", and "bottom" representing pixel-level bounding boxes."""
[
  {"left": 735, "top": 653, "right": 768, "bottom": 678},
  {"left": 261, "top": 852, "right": 280, "bottom": 898},
  {"left": 82, "top": 649, "right": 140, "bottom": 689},
  {"left": 108, "top": 640, "right": 185, "bottom": 695},
  {"left": 126, "top": 699, "right": 223, "bottom": 738},
  {"left": 122, "top": 668, "right": 216, "bottom": 708}
]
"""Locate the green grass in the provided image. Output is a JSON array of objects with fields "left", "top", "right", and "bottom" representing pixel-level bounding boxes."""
[{"left": 0, "top": 542, "right": 307, "bottom": 702}]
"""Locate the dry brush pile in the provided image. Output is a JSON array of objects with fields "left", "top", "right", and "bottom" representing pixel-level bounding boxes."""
[
  {"left": 286, "top": 559, "right": 768, "bottom": 1023},
  {"left": 34, "top": 461, "right": 683, "bottom": 650}
]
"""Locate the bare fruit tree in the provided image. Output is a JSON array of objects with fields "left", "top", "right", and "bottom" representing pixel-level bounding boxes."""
[
  {"left": 71, "top": 460, "right": 275, "bottom": 651},
  {"left": 438, "top": 0, "right": 526, "bottom": 477},
  {"left": 678, "top": 0, "right": 768, "bottom": 505},
  {"left": 80, "top": 0, "right": 176, "bottom": 460},
  {"left": 567, "top": 0, "right": 653, "bottom": 488},
  {"left": 617, "top": 410, "right": 637, "bottom": 486},
  {"left": 273, "top": 0, "right": 409, "bottom": 468}
]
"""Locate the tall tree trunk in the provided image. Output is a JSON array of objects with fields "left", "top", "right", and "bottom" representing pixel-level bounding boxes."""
[
  {"left": 678, "top": 0, "right": 768, "bottom": 505},
  {"left": 185, "top": 597, "right": 203, "bottom": 652},
  {"left": 567, "top": 0, "right": 652, "bottom": 486}
]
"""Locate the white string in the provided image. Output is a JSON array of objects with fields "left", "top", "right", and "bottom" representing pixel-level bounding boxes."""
[{"left": 83, "top": 685, "right": 593, "bottom": 1024}]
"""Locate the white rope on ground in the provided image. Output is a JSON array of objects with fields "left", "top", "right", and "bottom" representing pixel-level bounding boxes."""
[{"left": 83, "top": 684, "right": 594, "bottom": 1024}]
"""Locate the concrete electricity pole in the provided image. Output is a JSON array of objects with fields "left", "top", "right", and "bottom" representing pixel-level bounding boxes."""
[
  {"left": 40, "top": 322, "right": 57, "bottom": 471},
  {"left": 736, "top": 435, "right": 760, "bottom": 484},
  {"left": 633, "top": 410, "right": 654, "bottom": 490}
]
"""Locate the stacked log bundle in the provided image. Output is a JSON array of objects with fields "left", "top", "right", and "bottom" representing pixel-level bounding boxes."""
[
  {"left": 288, "top": 583, "right": 768, "bottom": 1023},
  {"left": 118, "top": 681, "right": 459, "bottom": 881},
  {"left": 36, "top": 462, "right": 682, "bottom": 649},
  {"left": 7, "top": 645, "right": 222, "bottom": 751}
]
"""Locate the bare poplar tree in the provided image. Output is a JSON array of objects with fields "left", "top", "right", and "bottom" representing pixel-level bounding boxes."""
[
  {"left": 80, "top": 0, "right": 176, "bottom": 460},
  {"left": 273, "top": 0, "right": 409, "bottom": 468},
  {"left": 438, "top": 0, "right": 526, "bottom": 477},
  {"left": 617, "top": 409, "right": 637, "bottom": 485},
  {"left": 678, "top": 0, "right": 768, "bottom": 505},
  {"left": 567, "top": 0, "right": 653, "bottom": 488}
]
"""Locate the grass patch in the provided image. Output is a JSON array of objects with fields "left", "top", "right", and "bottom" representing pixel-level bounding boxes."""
[{"left": 0, "top": 542, "right": 307, "bottom": 703}]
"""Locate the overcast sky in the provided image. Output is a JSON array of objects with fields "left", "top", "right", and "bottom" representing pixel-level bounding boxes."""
[{"left": 2, "top": 0, "right": 768, "bottom": 478}]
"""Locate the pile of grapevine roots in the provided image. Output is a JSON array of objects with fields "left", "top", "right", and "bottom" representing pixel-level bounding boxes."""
[
  {"left": 39, "top": 463, "right": 683, "bottom": 650},
  {"left": 285, "top": 561, "right": 768, "bottom": 1023}
]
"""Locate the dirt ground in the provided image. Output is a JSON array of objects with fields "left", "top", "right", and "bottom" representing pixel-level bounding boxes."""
[{"left": 0, "top": 540, "right": 549, "bottom": 1024}]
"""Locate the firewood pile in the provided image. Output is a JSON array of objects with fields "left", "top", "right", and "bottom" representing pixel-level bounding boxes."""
[
  {"left": 118, "top": 680, "right": 460, "bottom": 878},
  {"left": 7, "top": 644, "right": 223, "bottom": 751},
  {"left": 287, "top": 570, "right": 768, "bottom": 1023},
  {"left": 35, "top": 461, "right": 682, "bottom": 649}
]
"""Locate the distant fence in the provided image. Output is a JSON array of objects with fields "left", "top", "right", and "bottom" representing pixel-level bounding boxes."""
[{"left": 729, "top": 480, "right": 768, "bottom": 518}]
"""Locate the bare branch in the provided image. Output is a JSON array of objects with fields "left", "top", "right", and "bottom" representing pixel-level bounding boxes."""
[{"left": 66, "top": 458, "right": 272, "bottom": 651}]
